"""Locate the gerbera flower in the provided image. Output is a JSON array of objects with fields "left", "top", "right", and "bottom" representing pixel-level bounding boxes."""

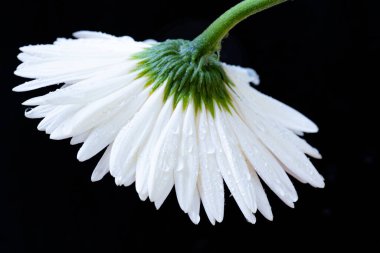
[{"left": 13, "top": 0, "right": 324, "bottom": 224}]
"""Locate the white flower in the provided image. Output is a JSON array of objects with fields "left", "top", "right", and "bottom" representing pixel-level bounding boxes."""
[{"left": 14, "top": 31, "right": 324, "bottom": 224}]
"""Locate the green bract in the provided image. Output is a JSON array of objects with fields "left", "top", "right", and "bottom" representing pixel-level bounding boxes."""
[
  {"left": 132, "top": 0, "right": 287, "bottom": 115},
  {"left": 132, "top": 39, "right": 234, "bottom": 115}
]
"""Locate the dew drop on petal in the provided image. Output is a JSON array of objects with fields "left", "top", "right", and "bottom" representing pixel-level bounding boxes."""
[{"left": 207, "top": 146, "right": 215, "bottom": 154}]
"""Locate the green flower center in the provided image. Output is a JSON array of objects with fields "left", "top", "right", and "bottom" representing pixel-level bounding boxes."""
[
  {"left": 132, "top": 40, "right": 234, "bottom": 115},
  {"left": 132, "top": 0, "right": 287, "bottom": 115}
]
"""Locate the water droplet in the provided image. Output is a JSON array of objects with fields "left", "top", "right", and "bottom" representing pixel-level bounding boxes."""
[
  {"left": 172, "top": 126, "right": 180, "bottom": 135},
  {"left": 176, "top": 164, "right": 184, "bottom": 172},
  {"left": 207, "top": 146, "right": 215, "bottom": 154}
]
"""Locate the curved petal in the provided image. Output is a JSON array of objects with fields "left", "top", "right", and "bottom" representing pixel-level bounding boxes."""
[
  {"left": 109, "top": 86, "right": 164, "bottom": 181},
  {"left": 215, "top": 109, "right": 257, "bottom": 212},
  {"left": 135, "top": 96, "right": 173, "bottom": 200},
  {"left": 247, "top": 164, "right": 273, "bottom": 220},
  {"left": 91, "top": 145, "right": 112, "bottom": 182},
  {"left": 148, "top": 101, "right": 184, "bottom": 208},
  {"left": 51, "top": 78, "right": 145, "bottom": 139},
  {"left": 70, "top": 131, "right": 90, "bottom": 145},
  {"left": 175, "top": 102, "right": 199, "bottom": 212},
  {"left": 209, "top": 108, "right": 256, "bottom": 224},
  {"left": 237, "top": 83, "right": 318, "bottom": 133},
  {"left": 24, "top": 105, "right": 55, "bottom": 119},
  {"left": 37, "top": 105, "right": 81, "bottom": 134},
  {"left": 77, "top": 89, "right": 149, "bottom": 161},
  {"left": 22, "top": 70, "right": 136, "bottom": 106},
  {"left": 223, "top": 63, "right": 260, "bottom": 85},
  {"left": 187, "top": 190, "right": 201, "bottom": 224},
  {"left": 73, "top": 31, "right": 116, "bottom": 39},
  {"left": 228, "top": 111, "right": 297, "bottom": 207},
  {"left": 197, "top": 110, "right": 224, "bottom": 224},
  {"left": 237, "top": 98, "right": 324, "bottom": 188}
]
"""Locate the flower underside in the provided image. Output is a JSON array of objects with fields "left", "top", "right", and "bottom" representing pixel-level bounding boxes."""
[
  {"left": 132, "top": 40, "right": 234, "bottom": 116},
  {"left": 13, "top": 0, "right": 326, "bottom": 224}
]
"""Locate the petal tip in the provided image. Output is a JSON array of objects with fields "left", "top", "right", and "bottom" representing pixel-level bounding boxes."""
[
  {"left": 91, "top": 174, "right": 102, "bottom": 182},
  {"left": 247, "top": 216, "right": 257, "bottom": 224},
  {"left": 314, "top": 180, "right": 325, "bottom": 189},
  {"left": 189, "top": 214, "right": 200, "bottom": 225},
  {"left": 12, "top": 85, "right": 24, "bottom": 92},
  {"left": 22, "top": 97, "right": 41, "bottom": 106},
  {"left": 303, "top": 120, "right": 319, "bottom": 133},
  {"left": 138, "top": 192, "right": 148, "bottom": 201},
  {"left": 154, "top": 201, "right": 163, "bottom": 210},
  {"left": 77, "top": 153, "right": 87, "bottom": 162}
]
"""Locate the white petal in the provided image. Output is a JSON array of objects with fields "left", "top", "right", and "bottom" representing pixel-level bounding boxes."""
[
  {"left": 248, "top": 165, "right": 273, "bottom": 220},
  {"left": 109, "top": 86, "right": 164, "bottom": 182},
  {"left": 22, "top": 69, "right": 136, "bottom": 106},
  {"left": 135, "top": 95, "right": 173, "bottom": 200},
  {"left": 91, "top": 145, "right": 112, "bottom": 182},
  {"left": 15, "top": 58, "right": 127, "bottom": 79},
  {"left": 19, "top": 38, "right": 144, "bottom": 60},
  {"left": 24, "top": 105, "right": 55, "bottom": 119},
  {"left": 77, "top": 89, "right": 149, "bottom": 161},
  {"left": 228, "top": 112, "right": 297, "bottom": 207},
  {"left": 208, "top": 109, "right": 256, "bottom": 224},
  {"left": 53, "top": 78, "right": 145, "bottom": 139},
  {"left": 293, "top": 130, "right": 304, "bottom": 136},
  {"left": 38, "top": 105, "right": 81, "bottom": 134},
  {"left": 188, "top": 190, "right": 201, "bottom": 224},
  {"left": 197, "top": 110, "right": 224, "bottom": 223},
  {"left": 114, "top": 160, "right": 136, "bottom": 187},
  {"left": 223, "top": 63, "right": 260, "bottom": 85},
  {"left": 14, "top": 71, "right": 97, "bottom": 92},
  {"left": 175, "top": 102, "right": 199, "bottom": 212},
  {"left": 148, "top": 101, "right": 184, "bottom": 209},
  {"left": 215, "top": 109, "right": 257, "bottom": 212},
  {"left": 280, "top": 127, "right": 322, "bottom": 159},
  {"left": 237, "top": 83, "right": 318, "bottom": 133},
  {"left": 238, "top": 100, "right": 324, "bottom": 188},
  {"left": 17, "top": 52, "right": 43, "bottom": 63},
  {"left": 70, "top": 131, "right": 90, "bottom": 145},
  {"left": 73, "top": 31, "right": 116, "bottom": 39}
]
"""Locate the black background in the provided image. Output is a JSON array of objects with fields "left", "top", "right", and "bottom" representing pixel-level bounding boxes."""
[{"left": 1, "top": 0, "right": 377, "bottom": 252}]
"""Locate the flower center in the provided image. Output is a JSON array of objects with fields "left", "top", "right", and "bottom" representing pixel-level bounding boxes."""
[
  {"left": 132, "top": 0, "right": 287, "bottom": 115},
  {"left": 132, "top": 39, "right": 234, "bottom": 115}
]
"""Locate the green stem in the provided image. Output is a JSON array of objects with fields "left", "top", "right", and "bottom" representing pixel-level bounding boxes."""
[{"left": 192, "top": 0, "right": 287, "bottom": 59}]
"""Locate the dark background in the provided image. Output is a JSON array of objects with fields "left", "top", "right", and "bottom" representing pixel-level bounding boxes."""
[{"left": 1, "top": 0, "right": 377, "bottom": 252}]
